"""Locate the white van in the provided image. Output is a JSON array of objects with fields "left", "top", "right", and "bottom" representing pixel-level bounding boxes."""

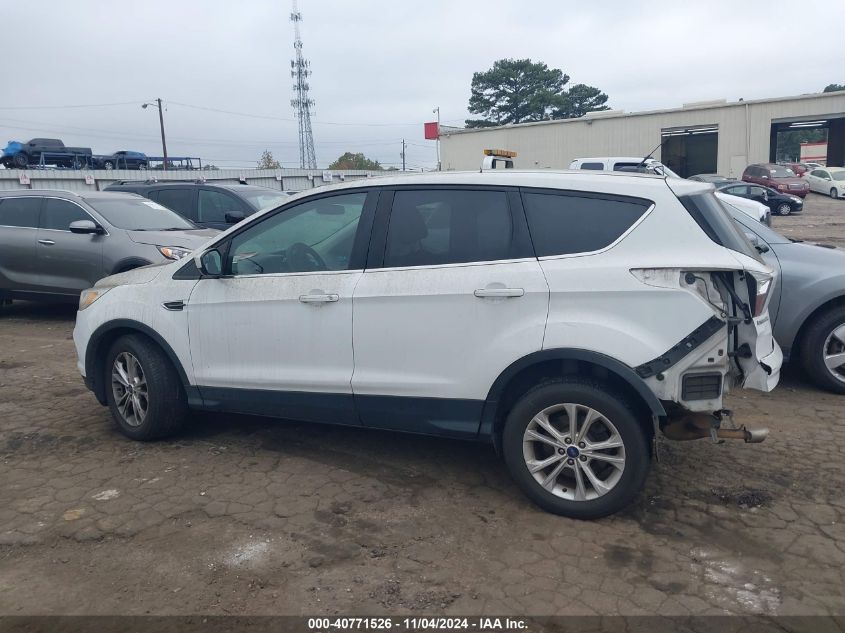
[{"left": 569, "top": 156, "right": 680, "bottom": 177}]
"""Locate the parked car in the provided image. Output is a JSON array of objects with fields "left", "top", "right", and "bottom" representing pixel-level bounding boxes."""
[
  {"left": 104, "top": 181, "right": 291, "bottom": 230},
  {"left": 727, "top": 204, "right": 845, "bottom": 394},
  {"left": 716, "top": 181, "right": 803, "bottom": 216},
  {"left": 569, "top": 156, "right": 680, "bottom": 177},
  {"left": 73, "top": 171, "right": 781, "bottom": 519},
  {"left": 742, "top": 163, "right": 809, "bottom": 197},
  {"left": 805, "top": 167, "right": 845, "bottom": 199},
  {"left": 689, "top": 174, "right": 733, "bottom": 184},
  {"left": 1, "top": 138, "right": 92, "bottom": 169},
  {"left": 0, "top": 190, "right": 218, "bottom": 304},
  {"left": 714, "top": 191, "right": 771, "bottom": 225},
  {"left": 780, "top": 162, "right": 810, "bottom": 177},
  {"left": 95, "top": 151, "right": 149, "bottom": 170}
]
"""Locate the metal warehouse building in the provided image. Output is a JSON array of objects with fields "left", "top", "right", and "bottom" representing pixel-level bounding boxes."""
[{"left": 439, "top": 91, "right": 845, "bottom": 178}]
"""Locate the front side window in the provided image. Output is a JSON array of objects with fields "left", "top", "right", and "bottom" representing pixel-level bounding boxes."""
[
  {"left": 383, "top": 190, "right": 512, "bottom": 268},
  {"left": 198, "top": 190, "right": 242, "bottom": 223},
  {"left": 0, "top": 197, "right": 40, "bottom": 228},
  {"left": 227, "top": 192, "right": 366, "bottom": 275},
  {"left": 724, "top": 185, "right": 748, "bottom": 196},
  {"left": 522, "top": 192, "right": 651, "bottom": 257},
  {"left": 41, "top": 198, "right": 91, "bottom": 231}
]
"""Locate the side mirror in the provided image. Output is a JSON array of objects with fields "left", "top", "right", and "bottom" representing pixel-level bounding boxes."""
[
  {"left": 745, "top": 233, "right": 770, "bottom": 253},
  {"left": 224, "top": 211, "right": 246, "bottom": 224},
  {"left": 195, "top": 248, "right": 223, "bottom": 277},
  {"left": 761, "top": 175, "right": 769, "bottom": 180},
  {"left": 69, "top": 219, "right": 104, "bottom": 235}
]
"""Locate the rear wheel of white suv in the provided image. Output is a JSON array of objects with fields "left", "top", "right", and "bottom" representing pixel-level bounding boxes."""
[
  {"left": 502, "top": 378, "right": 650, "bottom": 519},
  {"left": 105, "top": 334, "right": 187, "bottom": 440}
]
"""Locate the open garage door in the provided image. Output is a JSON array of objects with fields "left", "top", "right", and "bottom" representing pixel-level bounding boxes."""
[
  {"left": 661, "top": 126, "right": 718, "bottom": 178},
  {"left": 770, "top": 115, "right": 845, "bottom": 167}
]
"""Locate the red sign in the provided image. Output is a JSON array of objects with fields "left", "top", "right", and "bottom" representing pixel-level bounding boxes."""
[{"left": 424, "top": 122, "right": 439, "bottom": 140}]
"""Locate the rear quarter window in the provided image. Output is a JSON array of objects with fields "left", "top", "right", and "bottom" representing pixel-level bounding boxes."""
[{"left": 522, "top": 191, "right": 651, "bottom": 257}]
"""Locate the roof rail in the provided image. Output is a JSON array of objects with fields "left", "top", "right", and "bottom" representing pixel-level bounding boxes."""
[{"left": 111, "top": 178, "right": 207, "bottom": 185}]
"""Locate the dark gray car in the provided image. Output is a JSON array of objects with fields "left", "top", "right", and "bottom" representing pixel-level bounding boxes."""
[
  {"left": 728, "top": 205, "right": 845, "bottom": 394},
  {"left": 0, "top": 190, "right": 218, "bottom": 304}
]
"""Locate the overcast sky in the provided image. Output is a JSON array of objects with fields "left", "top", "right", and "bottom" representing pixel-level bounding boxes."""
[{"left": 1, "top": 1, "right": 842, "bottom": 169}]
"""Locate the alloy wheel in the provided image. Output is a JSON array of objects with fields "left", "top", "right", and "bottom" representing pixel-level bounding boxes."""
[
  {"left": 823, "top": 323, "right": 845, "bottom": 384},
  {"left": 777, "top": 203, "right": 791, "bottom": 216},
  {"left": 111, "top": 352, "right": 149, "bottom": 427},
  {"left": 522, "top": 403, "right": 625, "bottom": 502}
]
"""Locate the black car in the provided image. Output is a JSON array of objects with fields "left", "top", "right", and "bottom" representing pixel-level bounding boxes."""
[
  {"left": 103, "top": 180, "right": 291, "bottom": 230},
  {"left": 715, "top": 181, "right": 803, "bottom": 216},
  {"left": 95, "top": 151, "right": 149, "bottom": 170}
]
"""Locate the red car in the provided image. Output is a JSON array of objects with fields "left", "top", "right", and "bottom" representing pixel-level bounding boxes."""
[
  {"left": 781, "top": 162, "right": 810, "bottom": 177},
  {"left": 742, "top": 163, "right": 810, "bottom": 197}
]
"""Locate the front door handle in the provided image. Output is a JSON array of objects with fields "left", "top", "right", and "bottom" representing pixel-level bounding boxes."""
[
  {"left": 474, "top": 288, "right": 524, "bottom": 298},
  {"left": 299, "top": 293, "right": 339, "bottom": 304},
  {"left": 37, "top": 239, "right": 55, "bottom": 246}
]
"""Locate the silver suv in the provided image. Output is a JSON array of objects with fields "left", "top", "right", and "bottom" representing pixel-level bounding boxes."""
[{"left": 0, "top": 190, "right": 218, "bottom": 304}]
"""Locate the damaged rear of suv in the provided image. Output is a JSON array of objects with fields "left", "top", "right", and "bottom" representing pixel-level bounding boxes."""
[{"left": 73, "top": 170, "right": 780, "bottom": 520}]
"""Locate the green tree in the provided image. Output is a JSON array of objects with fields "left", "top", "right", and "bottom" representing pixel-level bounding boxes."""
[
  {"left": 823, "top": 83, "right": 845, "bottom": 93},
  {"left": 465, "top": 58, "right": 609, "bottom": 128},
  {"left": 257, "top": 150, "right": 281, "bottom": 169},
  {"left": 554, "top": 83, "right": 610, "bottom": 119},
  {"left": 328, "top": 152, "right": 382, "bottom": 170}
]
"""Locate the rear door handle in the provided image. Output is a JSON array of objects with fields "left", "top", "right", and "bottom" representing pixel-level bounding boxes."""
[
  {"left": 299, "top": 293, "right": 339, "bottom": 303},
  {"left": 474, "top": 288, "right": 524, "bottom": 298},
  {"left": 37, "top": 239, "right": 55, "bottom": 246}
]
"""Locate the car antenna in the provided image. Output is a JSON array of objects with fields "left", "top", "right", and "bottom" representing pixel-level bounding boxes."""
[{"left": 637, "top": 141, "right": 663, "bottom": 168}]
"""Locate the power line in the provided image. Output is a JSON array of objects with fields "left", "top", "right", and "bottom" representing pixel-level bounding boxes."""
[{"left": 0, "top": 101, "right": 144, "bottom": 110}]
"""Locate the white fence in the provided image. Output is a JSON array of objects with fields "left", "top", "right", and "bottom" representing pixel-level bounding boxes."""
[{"left": 0, "top": 167, "right": 386, "bottom": 193}]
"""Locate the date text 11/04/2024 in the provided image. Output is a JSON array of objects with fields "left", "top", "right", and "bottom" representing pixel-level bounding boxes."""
[{"left": 307, "top": 617, "right": 528, "bottom": 630}]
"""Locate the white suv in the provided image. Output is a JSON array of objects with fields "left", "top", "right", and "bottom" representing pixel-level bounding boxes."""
[{"left": 73, "top": 171, "right": 782, "bottom": 519}]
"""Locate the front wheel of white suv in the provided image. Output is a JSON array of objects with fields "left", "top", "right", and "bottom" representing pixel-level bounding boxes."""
[
  {"left": 105, "top": 334, "right": 188, "bottom": 440},
  {"left": 502, "top": 378, "right": 650, "bottom": 519}
]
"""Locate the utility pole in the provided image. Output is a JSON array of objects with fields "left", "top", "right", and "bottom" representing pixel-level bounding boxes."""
[
  {"left": 401, "top": 139, "right": 406, "bottom": 172},
  {"left": 433, "top": 106, "right": 441, "bottom": 171},
  {"left": 142, "top": 99, "right": 168, "bottom": 170}
]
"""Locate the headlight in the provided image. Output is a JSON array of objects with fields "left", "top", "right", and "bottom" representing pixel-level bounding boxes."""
[
  {"left": 157, "top": 246, "right": 192, "bottom": 260},
  {"left": 79, "top": 287, "right": 110, "bottom": 310}
]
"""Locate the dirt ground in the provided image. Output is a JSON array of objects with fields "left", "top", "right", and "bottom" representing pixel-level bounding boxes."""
[{"left": 0, "top": 192, "right": 844, "bottom": 618}]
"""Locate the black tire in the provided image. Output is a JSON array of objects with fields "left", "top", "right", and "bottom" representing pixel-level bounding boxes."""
[
  {"left": 832, "top": 188, "right": 840, "bottom": 200},
  {"left": 103, "top": 161, "right": 114, "bottom": 170},
  {"left": 104, "top": 334, "right": 187, "bottom": 440},
  {"left": 800, "top": 305, "right": 845, "bottom": 395},
  {"left": 776, "top": 202, "right": 791, "bottom": 216},
  {"left": 12, "top": 153, "right": 28, "bottom": 168},
  {"left": 501, "top": 377, "right": 650, "bottom": 519}
]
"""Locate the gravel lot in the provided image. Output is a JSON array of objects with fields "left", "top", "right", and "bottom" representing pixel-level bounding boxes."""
[{"left": 0, "top": 192, "right": 844, "bottom": 617}]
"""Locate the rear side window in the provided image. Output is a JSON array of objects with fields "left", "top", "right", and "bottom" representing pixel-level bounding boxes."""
[
  {"left": 579, "top": 162, "right": 604, "bottom": 170},
  {"left": 384, "top": 190, "right": 512, "bottom": 267},
  {"left": 155, "top": 189, "right": 195, "bottom": 219},
  {"left": 679, "top": 193, "right": 763, "bottom": 263},
  {"left": 522, "top": 192, "right": 651, "bottom": 257},
  {"left": 41, "top": 198, "right": 90, "bottom": 231},
  {"left": 0, "top": 197, "right": 41, "bottom": 228}
]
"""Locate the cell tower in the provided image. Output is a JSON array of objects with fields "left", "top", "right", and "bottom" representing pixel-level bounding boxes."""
[{"left": 290, "top": 0, "right": 317, "bottom": 169}]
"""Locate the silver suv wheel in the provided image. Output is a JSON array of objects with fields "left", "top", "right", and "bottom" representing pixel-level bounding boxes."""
[
  {"left": 522, "top": 403, "right": 626, "bottom": 502},
  {"left": 111, "top": 351, "right": 148, "bottom": 427}
]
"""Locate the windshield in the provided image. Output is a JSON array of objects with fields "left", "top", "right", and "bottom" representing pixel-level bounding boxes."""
[
  {"left": 86, "top": 197, "right": 196, "bottom": 231},
  {"left": 769, "top": 166, "right": 796, "bottom": 178},
  {"left": 721, "top": 200, "right": 791, "bottom": 245},
  {"left": 833, "top": 172, "right": 845, "bottom": 182},
  {"left": 237, "top": 189, "right": 291, "bottom": 210},
  {"left": 679, "top": 192, "right": 764, "bottom": 263}
]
